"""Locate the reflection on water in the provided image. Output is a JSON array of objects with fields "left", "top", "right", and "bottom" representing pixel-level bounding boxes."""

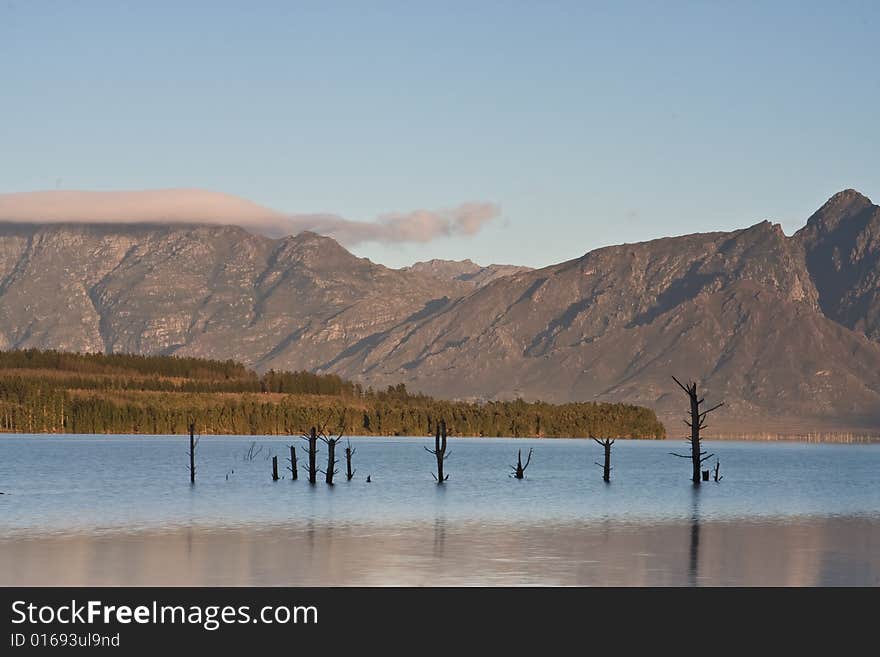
[
  {"left": 434, "top": 517, "right": 446, "bottom": 559},
  {"left": 689, "top": 491, "right": 701, "bottom": 587},
  {"left": 1, "top": 517, "right": 878, "bottom": 586}
]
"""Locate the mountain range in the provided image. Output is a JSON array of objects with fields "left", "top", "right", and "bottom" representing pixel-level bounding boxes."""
[{"left": 0, "top": 189, "right": 878, "bottom": 437}]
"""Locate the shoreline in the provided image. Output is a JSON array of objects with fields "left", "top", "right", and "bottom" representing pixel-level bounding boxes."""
[{"left": 1, "top": 430, "right": 877, "bottom": 443}]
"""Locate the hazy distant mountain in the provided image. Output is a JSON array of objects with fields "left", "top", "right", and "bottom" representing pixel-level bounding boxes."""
[
  {"left": 1, "top": 189, "right": 879, "bottom": 436},
  {"left": 402, "top": 259, "right": 532, "bottom": 288}
]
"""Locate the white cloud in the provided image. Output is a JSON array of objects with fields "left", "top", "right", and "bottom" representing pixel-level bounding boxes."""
[{"left": 0, "top": 189, "right": 500, "bottom": 245}]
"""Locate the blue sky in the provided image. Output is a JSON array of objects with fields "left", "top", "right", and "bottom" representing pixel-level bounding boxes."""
[{"left": 1, "top": 1, "right": 878, "bottom": 268}]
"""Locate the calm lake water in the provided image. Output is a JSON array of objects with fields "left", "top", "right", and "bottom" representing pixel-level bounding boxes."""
[{"left": 1, "top": 435, "right": 879, "bottom": 585}]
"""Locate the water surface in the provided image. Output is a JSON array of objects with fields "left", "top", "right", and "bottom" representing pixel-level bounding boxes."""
[{"left": 1, "top": 435, "right": 878, "bottom": 585}]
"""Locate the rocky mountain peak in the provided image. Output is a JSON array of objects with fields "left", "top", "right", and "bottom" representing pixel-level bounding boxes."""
[
  {"left": 803, "top": 189, "right": 874, "bottom": 233},
  {"left": 275, "top": 230, "right": 370, "bottom": 271},
  {"left": 795, "top": 189, "right": 880, "bottom": 342}
]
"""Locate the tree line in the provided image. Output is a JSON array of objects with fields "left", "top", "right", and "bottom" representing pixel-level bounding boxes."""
[{"left": 0, "top": 349, "right": 666, "bottom": 438}]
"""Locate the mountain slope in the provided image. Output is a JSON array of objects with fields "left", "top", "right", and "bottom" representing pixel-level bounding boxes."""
[
  {"left": 0, "top": 223, "right": 467, "bottom": 372},
  {"left": 324, "top": 218, "right": 880, "bottom": 434},
  {"left": 1, "top": 189, "right": 879, "bottom": 436},
  {"left": 795, "top": 189, "right": 880, "bottom": 342}
]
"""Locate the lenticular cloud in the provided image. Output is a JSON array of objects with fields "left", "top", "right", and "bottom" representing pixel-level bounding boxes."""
[{"left": 0, "top": 189, "right": 500, "bottom": 245}]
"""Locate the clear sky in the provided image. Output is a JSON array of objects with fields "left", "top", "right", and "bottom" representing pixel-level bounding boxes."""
[{"left": 1, "top": 1, "right": 878, "bottom": 268}]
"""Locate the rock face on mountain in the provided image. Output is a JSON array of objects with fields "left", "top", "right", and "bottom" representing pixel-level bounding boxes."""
[
  {"left": 0, "top": 189, "right": 879, "bottom": 436},
  {"left": 795, "top": 190, "right": 880, "bottom": 343},
  {"left": 0, "top": 223, "right": 467, "bottom": 371},
  {"left": 403, "top": 259, "right": 532, "bottom": 288},
  {"left": 331, "top": 216, "right": 880, "bottom": 435}
]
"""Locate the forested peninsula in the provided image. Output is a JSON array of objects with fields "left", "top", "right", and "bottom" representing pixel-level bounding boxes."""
[{"left": 0, "top": 350, "right": 666, "bottom": 438}]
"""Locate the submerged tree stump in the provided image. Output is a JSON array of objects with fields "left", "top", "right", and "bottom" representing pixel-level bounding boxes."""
[
  {"left": 425, "top": 419, "right": 450, "bottom": 482},
  {"left": 272, "top": 455, "right": 279, "bottom": 481},
  {"left": 288, "top": 445, "right": 298, "bottom": 481},
  {"left": 320, "top": 431, "right": 343, "bottom": 485},
  {"left": 302, "top": 427, "right": 319, "bottom": 484},
  {"left": 714, "top": 460, "right": 723, "bottom": 482},
  {"left": 345, "top": 441, "right": 356, "bottom": 481},
  {"left": 510, "top": 448, "right": 533, "bottom": 479},
  {"left": 592, "top": 436, "right": 615, "bottom": 482},
  {"left": 188, "top": 421, "right": 197, "bottom": 484}
]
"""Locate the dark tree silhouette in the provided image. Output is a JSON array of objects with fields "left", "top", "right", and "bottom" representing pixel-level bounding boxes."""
[
  {"left": 510, "top": 448, "right": 532, "bottom": 479},
  {"left": 302, "top": 427, "right": 319, "bottom": 483},
  {"left": 287, "top": 445, "right": 298, "bottom": 481},
  {"left": 592, "top": 435, "right": 614, "bottom": 482},
  {"left": 670, "top": 376, "right": 724, "bottom": 484},
  {"left": 344, "top": 441, "right": 356, "bottom": 481},
  {"left": 713, "top": 460, "right": 723, "bottom": 482},
  {"left": 271, "top": 455, "right": 279, "bottom": 481},
  {"left": 187, "top": 421, "right": 198, "bottom": 484},
  {"left": 425, "top": 418, "right": 450, "bottom": 482},
  {"left": 319, "top": 430, "right": 343, "bottom": 485}
]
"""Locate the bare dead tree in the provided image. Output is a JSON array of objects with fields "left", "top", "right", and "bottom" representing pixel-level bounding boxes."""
[
  {"left": 301, "top": 427, "right": 319, "bottom": 484},
  {"left": 272, "top": 455, "right": 279, "bottom": 481},
  {"left": 345, "top": 440, "right": 356, "bottom": 481},
  {"left": 187, "top": 421, "right": 198, "bottom": 484},
  {"left": 319, "top": 429, "right": 343, "bottom": 485},
  {"left": 510, "top": 448, "right": 533, "bottom": 479},
  {"left": 713, "top": 460, "right": 723, "bottom": 482},
  {"left": 287, "top": 445, "right": 298, "bottom": 481},
  {"left": 243, "top": 441, "right": 263, "bottom": 462},
  {"left": 592, "top": 435, "right": 614, "bottom": 482},
  {"left": 425, "top": 418, "right": 450, "bottom": 482},
  {"left": 669, "top": 376, "right": 724, "bottom": 484}
]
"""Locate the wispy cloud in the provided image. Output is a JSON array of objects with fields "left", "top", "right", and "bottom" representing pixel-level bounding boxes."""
[
  {"left": 284, "top": 202, "right": 500, "bottom": 246},
  {"left": 0, "top": 189, "right": 500, "bottom": 245}
]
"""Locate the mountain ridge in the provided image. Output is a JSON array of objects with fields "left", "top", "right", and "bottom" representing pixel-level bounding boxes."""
[
  {"left": 401, "top": 258, "right": 533, "bottom": 288},
  {"left": 1, "top": 190, "right": 878, "bottom": 437}
]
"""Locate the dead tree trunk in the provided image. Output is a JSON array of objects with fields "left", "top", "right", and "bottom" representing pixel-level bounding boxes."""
[
  {"left": 302, "top": 427, "right": 319, "bottom": 484},
  {"left": 325, "top": 439, "right": 337, "bottom": 484},
  {"left": 592, "top": 436, "right": 614, "bottom": 482},
  {"left": 670, "top": 376, "right": 724, "bottom": 485},
  {"left": 713, "top": 460, "right": 722, "bottom": 482},
  {"left": 345, "top": 441, "right": 356, "bottom": 481},
  {"left": 272, "top": 455, "right": 279, "bottom": 481},
  {"left": 188, "top": 421, "right": 197, "bottom": 484},
  {"left": 425, "top": 418, "right": 450, "bottom": 482},
  {"left": 288, "top": 445, "right": 298, "bottom": 481},
  {"left": 319, "top": 431, "right": 343, "bottom": 485},
  {"left": 510, "top": 448, "right": 532, "bottom": 479}
]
